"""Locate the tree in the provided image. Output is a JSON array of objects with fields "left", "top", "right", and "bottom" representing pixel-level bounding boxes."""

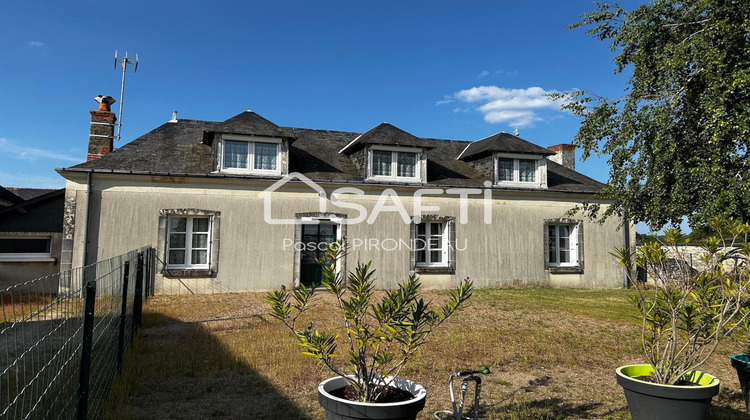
[{"left": 562, "top": 0, "right": 750, "bottom": 230}]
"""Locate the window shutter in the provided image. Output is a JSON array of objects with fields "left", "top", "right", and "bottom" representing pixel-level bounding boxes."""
[
  {"left": 577, "top": 223, "right": 584, "bottom": 271},
  {"left": 409, "top": 221, "right": 417, "bottom": 271},
  {"left": 543, "top": 223, "right": 550, "bottom": 269},
  {"left": 448, "top": 219, "right": 456, "bottom": 273}
]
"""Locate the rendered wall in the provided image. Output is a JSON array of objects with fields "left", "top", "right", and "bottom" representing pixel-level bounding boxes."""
[{"left": 65, "top": 173, "right": 627, "bottom": 294}]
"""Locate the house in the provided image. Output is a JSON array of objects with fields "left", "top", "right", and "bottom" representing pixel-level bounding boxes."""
[
  {"left": 0, "top": 187, "right": 64, "bottom": 289},
  {"left": 56, "top": 102, "right": 631, "bottom": 294}
]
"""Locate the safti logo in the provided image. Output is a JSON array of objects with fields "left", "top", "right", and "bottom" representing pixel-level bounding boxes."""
[{"left": 259, "top": 172, "right": 494, "bottom": 225}]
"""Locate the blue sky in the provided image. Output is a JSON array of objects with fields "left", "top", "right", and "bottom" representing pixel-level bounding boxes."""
[{"left": 1, "top": 0, "right": 662, "bottom": 231}]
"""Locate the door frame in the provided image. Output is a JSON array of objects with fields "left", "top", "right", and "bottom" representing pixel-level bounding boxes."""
[{"left": 293, "top": 212, "right": 347, "bottom": 288}]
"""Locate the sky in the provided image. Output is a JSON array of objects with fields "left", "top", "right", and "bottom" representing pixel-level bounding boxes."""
[{"left": 1, "top": 0, "right": 664, "bottom": 231}]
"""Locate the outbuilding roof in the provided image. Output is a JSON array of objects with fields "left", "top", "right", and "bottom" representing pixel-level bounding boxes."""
[{"left": 62, "top": 112, "right": 605, "bottom": 194}]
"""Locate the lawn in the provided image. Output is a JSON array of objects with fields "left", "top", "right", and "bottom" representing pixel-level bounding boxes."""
[{"left": 104, "top": 288, "right": 750, "bottom": 419}]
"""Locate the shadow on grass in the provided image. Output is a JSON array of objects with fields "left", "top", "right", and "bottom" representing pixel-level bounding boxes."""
[
  {"left": 484, "top": 398, "right": 609, "bottom": 419},
  {"left": 105, "top": 312, "right": 311, "bottom": 419}
]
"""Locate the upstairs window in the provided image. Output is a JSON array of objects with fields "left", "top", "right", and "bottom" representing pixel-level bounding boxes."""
[
  {"left": 369, "top": 146, "right": 421, "bottom": 181},
  {"left": 220, "top": 135, "right": 281, "bottom": 174},
  {"left": 495, "top": 154, "right": 546, "bottom": 188},
  {"left": 167, "top": 216, "right": 211, "bottom": 269}
]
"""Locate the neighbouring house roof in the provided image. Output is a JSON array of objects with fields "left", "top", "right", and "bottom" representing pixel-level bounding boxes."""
[
  {"left": 5, "top": 187, "right": 59, "bottom": 201},
  {"left": 339, "top": 123, "right": 434, "bottom": 154},
  {"left": 60, "top": 112, "right": 606, "bottom": 194},
  {"left": 0, "top": 187, "right": 24, "bottom": 206},
  {"left": 458, "top": 132, "right": 556, "bottom": 161},
  {"left": 0, "top": 189, "right": 64, "bottom": 232}
]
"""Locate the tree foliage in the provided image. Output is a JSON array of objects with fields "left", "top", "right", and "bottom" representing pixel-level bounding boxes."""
[{"left": 563, "top": 0, "right": 750, "bottom": 230}]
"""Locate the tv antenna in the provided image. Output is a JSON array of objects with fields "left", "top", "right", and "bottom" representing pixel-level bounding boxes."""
[{"left": 113, "top": 50, "right": 138, "bottom": 141}]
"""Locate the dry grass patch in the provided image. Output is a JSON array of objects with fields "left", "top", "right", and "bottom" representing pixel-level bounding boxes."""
[{"left": 106, "top": 289, "right": 750, "bottom": 419}]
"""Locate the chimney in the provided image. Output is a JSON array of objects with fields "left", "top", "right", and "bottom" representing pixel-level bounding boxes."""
[
  {"left": 547, "top": 143, "right": 576, "bottom": 170},
  {"left": 87, "top": 95, "right": 117, "bottom": 162}
]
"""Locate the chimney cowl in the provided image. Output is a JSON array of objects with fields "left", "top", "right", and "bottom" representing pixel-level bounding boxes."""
[{"left": 94, "top": 95, "right": 116, "bottom": 112}]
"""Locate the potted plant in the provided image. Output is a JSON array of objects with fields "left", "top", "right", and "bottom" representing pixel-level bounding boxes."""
[
  {"left": 613, "top": 218, "right": 750, "bottom": 420},
  {"left": 267, "top": 242, "right": 473, "bottom": 420},
  {"left": 730, "top": 344, "right": 750, "bottom": 413}
]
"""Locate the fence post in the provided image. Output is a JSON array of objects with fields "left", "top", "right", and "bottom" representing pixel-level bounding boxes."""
[
  {"left": 117, "top": 261, "right": 130, "bottom": 372},
  {"left": 133, "top": 252, "right": 144, "bottom": 332},
  {"left": 77, "top": 278, "right": 96, "bottom": 420}
]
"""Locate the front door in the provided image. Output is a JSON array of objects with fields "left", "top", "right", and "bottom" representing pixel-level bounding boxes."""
[{"left": 300, "top": 223, "right": 337, "bottom": 287}]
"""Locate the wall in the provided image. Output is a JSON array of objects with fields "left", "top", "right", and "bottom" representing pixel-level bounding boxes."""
[
  {"left": 65, "top": 173, "right": 627, "bottom": 294},
  {"left": 0, "top": 232, "right": 62, "bottom": 289}
]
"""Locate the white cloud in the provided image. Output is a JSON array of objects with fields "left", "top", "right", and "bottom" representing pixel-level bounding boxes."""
[
  {"left": 0, "top": 138, "right": 80, "bottom": 162},
  {"left": 29, "top": 41, "right": 44, "bottom": 47},
  {"left": 435, "top": 96, "right": 454, "bottom": 105},
  {"left": 440, "top": 86, "right": 568, "bottom": 128},
  {"left": 477, "top": 70, "right": 490, "bottom": 78}
]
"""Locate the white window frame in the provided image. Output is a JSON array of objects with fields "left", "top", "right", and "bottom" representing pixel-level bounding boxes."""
[
  {"left": 0, "top": 236, "right": 53, "bottom": 262},
  {"left": 547, "top": 223, "right": 579, "bottom": 268},
  {"left": 367, "top": 145, "right": 422, "bottom": 182},
  {"left": 219, "top": 134, "right": 282, "bottom": 175},
  {"left": 494, "top": 153, "right": 547, "bottom": 188},
  {"left": 414, "top": 220, "right": 449, "bottom": 268},
  {"left": 166, "top": 215, "right": 212, "bottom": 270}
]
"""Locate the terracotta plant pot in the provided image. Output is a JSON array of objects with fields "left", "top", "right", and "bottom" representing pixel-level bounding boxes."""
[
  {"left": 318, "top": 376, "right": 427, "bottom": 420},
  {"left": 616, "top": 364, "right": 720, "bottom": 420},
  {"left": 730, "top": 354, "right": 750, "bottom": 413}
]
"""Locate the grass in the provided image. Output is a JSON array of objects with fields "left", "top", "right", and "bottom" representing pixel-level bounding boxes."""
[{"left": 104, "top": 289, "right": 750, "bottom": 419}]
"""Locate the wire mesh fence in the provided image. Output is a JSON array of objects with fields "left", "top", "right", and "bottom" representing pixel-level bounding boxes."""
[{"left": 1, "top": 246, "right": 154, "bottom": 420}]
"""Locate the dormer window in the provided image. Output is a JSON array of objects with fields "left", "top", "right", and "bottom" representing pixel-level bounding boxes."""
[
  {"left": 494, "top": 153, "right": 547, "bottom": 188},
  {"left": 219, "top": 134, "right": 281, "bottom": 175},
  {"left": 368, "top": 146, "right": 422, "bottom": 182}
]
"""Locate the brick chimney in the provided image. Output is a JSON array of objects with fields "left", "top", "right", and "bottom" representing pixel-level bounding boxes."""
[
  {"left": 547, "top": 143, "right": 576, "bottom": 171},
  {"left": 87, "top": 95, "right": 117, "bottom": 162}
]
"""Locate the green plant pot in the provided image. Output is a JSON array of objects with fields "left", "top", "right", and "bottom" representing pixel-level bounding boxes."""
[
  {"left": 730, "top": 354, "right": 750, "bottom": 413},
  {"left": 318, "top": 376, "right": 427, "bottom": 420},
  {"left": 616, "top": 365, "right": 720, "bottom": 420}
]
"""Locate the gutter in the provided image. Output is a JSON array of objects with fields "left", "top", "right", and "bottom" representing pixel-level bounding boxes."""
[
  {"left": 82, "top": 171, "right": 92, "bottom": 266},
  {"left": 622, "top": 213, "right": 631, "bottom": 288},
  {"left": 56, "top": 167, "right": 606, "bottom": 197}
]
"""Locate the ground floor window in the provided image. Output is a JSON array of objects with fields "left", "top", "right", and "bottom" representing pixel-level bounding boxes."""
[
  {"left": 0, "top": 237, "right": 52, "bottom": 261},
  {"left": 167, "top": 216, "right": 211, "bottom": 269},
  {"left": 415, "top": 221, "right": 448, "bottom": 267},
  {"left": 411, "top": 216, "right": 455, "bottom": 274},
  {"left": 545, "top": 219, "right": 583, "bottom": 273},
  {"left": 157, "top": 209, "right": 220, "bottom": 276}
]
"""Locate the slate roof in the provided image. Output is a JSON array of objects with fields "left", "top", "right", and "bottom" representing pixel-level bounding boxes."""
[
  {"left": 62, "top": 112, "right": 605, "bottom": 194},
  {"left": 339, "top": 123, "right": 434, "bottom": 154},
  {"left": 458, "top": 132, "right": 555, "bottom": 160},
  {"left": 0, "top": 186, "right": 24, "bottom": 206},
  {"left": 208, "top": 111, "right": 290, "bottom": 140},
  {"left": 5, "top": 187, "right": 59, "bottom": 201}
]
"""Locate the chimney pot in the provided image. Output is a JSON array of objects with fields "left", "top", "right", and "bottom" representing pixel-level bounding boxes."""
[{"left": 169, "top": 110, "right": 178, "bottom": 123}]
